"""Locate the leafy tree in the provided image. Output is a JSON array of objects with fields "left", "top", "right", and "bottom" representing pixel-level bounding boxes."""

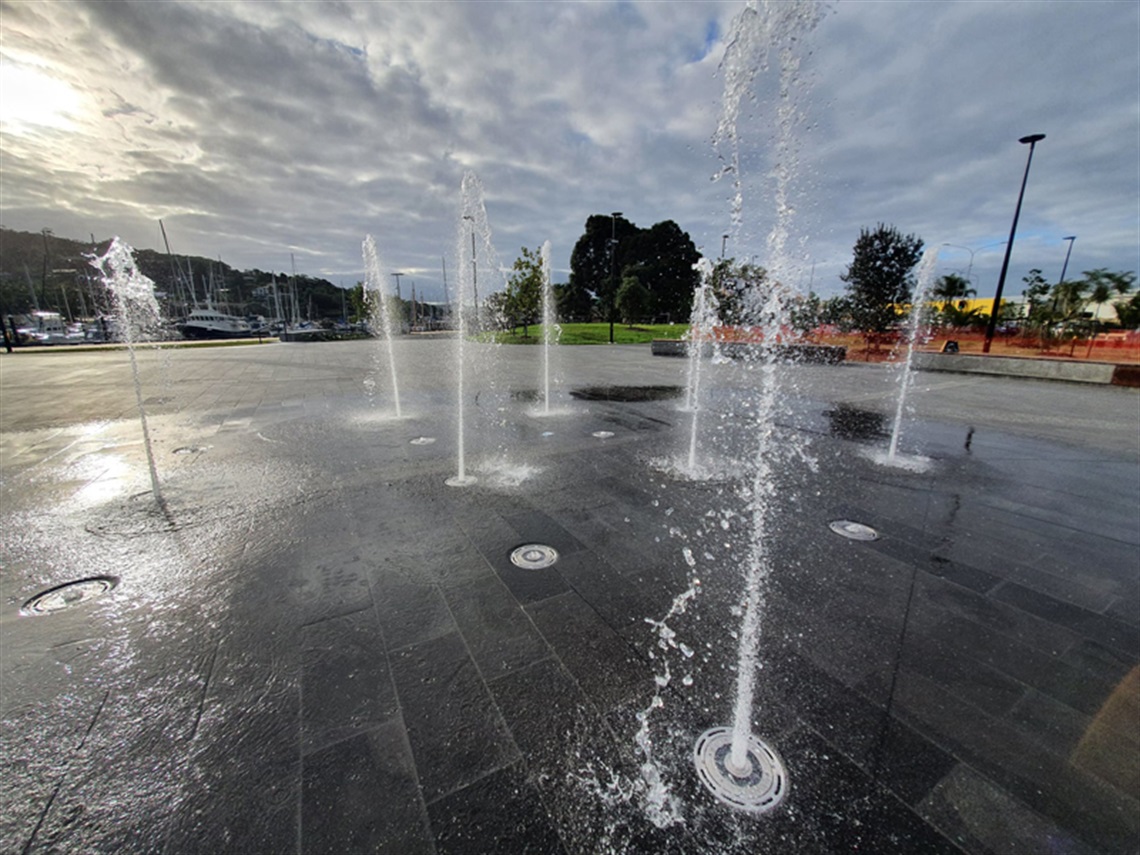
[
  {"left": 568, "top": 214, "right": 700, "bottom": 324},
  {"left": 940, "top": 302, "right": 986, "bottom": 329},
  {"left": 1114, "top": 292, "right": 1140, "bottom": 328},
  {"left": 819, "top": 295, "right": 855, "bottom": 331},
  {"left": 840, "top": 224, "right": 924, "bottom": 334},
  {"left": 616, "top": 274, "right": 650, "bottom": 326},
  {"left": 932, "top": 273, "right": 975, "bottom": 305},
  {"left": 568, "top": 214, "right": 639, "bottom": 326},
  {"left": 708, "top": 258, "right": 772, "bottom": 325},
  {"left": 1051, "top": 277, "right": 1089, "bottom": 323},
  {"left": 1083, "top": 268, "right": 1136, "bottom": 329},
  {"left": 1021, "top": 268, "right": 1053, "bottom": 327},
  {"left": 621, "top": 220, "right": 700, "bottom": 321},
  {"left": 504, "top": 246, "right": 543, "bottom": 336},
  {"left": 554, "top": 281, "right": 592, "bottom": 322},
  {"left": 349, "top": 282, "right": 368, "bottom": 323}
]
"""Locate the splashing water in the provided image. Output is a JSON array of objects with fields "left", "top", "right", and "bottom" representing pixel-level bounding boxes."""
[
  {"left": 703, "top": 0, "right": 829, "bottom": 795},
  {"left": 638, "top": 578, "right": 701, "bottom": 828},
  {"left": 362, "top": 235, "right": 403, "bottom": 418},
  {"left": 90, "top": 238, "right": 170, "bottom": 517}
]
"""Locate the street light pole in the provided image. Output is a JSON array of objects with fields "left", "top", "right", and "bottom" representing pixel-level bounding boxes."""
[
  {"left": 721, "top": 234, "right": 729, "bottom": 260},
  {"left": 609, "top": 211, "right": 622, "bottom": 344},
  {"left": 1056, "top": 235, "right": 1077, "bottom": 289},
  {"left": 983, "top": 133, "right": 1045, "bottom": 353},
  {"left": 1050, "top": 235, "right": 1077, "bottom": 317},
  {"left": 940, "top": 241, "right": 1007, "bottom": 288}
]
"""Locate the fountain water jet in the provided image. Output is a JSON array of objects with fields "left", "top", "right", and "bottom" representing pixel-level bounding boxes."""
[
  {"left": 884, "top": 247, "right": 940, "bottom": 464},
  {"left": 690, "top": 0, "right": 828, "bottom": 815},
  {"left": 539, "top": 240, "right": 560, "bottom": 415},
  {"left": 683, "top": 260, "right": 719, "bottom": 475},
  {"left": 91, "top": 238, "right": 171, "bottom": 519},
  {"left": 447, "top": 172, "right": 501, "bottom": 486},
  {"left": 362, "top": 235, "right": 403, "bottom": 419}
]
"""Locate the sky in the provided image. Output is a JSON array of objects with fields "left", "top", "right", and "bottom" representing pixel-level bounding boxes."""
[{"left": 1, "top": 0, "right": 1137, "bottom": 303}]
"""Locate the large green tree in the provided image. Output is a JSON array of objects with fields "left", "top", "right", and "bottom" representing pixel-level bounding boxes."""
[
  {"left": 616, "top": 274, "right": 650, "bottom": 326},
  {"left": 567, "top": 214, "right": 700, "bottom": 323},
  {"left": 621, "top": 220, "right": 701, "bottom": 321},
  {"left": 840, "top": 224, "right": 924, "bottom": 334},
  {"left": 567, "top": 214, "right": 639, "bottom": 324}
]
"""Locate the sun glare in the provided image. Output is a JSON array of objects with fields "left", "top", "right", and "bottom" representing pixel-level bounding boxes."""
[{"left": 0, "top": 59, "right": 82, "bottom": 132}]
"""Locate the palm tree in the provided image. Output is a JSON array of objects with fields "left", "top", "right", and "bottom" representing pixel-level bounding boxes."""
[
  {"left": 931, "top": 273, "right": 976, "bottom": 326},
  {"left": 1083, "top": 268, "right": 1136, "bottom": 327},
  {"left": 932, "top": 273, "right": 976, "bottom": 304}
]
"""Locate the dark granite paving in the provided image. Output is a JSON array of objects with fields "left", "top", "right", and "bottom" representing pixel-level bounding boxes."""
[{"left": 1, "top": 340, "right": 1137, "bottom": 853}]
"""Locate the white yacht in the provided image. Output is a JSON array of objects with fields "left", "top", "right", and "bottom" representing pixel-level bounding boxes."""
[{"left": 178, "top": 309, "right": 253, "bottom": 339}]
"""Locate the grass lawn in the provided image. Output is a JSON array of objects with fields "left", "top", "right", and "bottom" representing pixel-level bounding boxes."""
[{"left": 479, "top": 322, "right": 688, "bottom": 345}]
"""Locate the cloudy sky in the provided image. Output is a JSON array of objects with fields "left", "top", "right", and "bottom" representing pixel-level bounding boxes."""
[{"left": 2, "top": 0, "right": 1137, "bottom": 302}]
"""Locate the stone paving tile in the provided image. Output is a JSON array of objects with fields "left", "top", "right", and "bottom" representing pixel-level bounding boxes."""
[
  {"left": 428, "top": 763, "right": 567, "bottom": 855},
  {"left": 526, "top": 591, "right": 650, "bottom": 714},
  {"left": 388, "top": 631, "right": 520, "bottom": 804},
  {"left": 301, "top": 608, "right": 398, "bottom": 755},
  {"left": 370, "top": 567, "right": 458, "bottom": 652},
  {"left": 442, "top": 573, "right": 552, "bottom": 681},
  {"left": 301, "top": 718, "right": 432, "bottom": 854}
]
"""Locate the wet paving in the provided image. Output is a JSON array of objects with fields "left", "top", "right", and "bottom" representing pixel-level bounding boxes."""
[{"left": 1, "top": 339, "right": 1137, "bottom": 853}]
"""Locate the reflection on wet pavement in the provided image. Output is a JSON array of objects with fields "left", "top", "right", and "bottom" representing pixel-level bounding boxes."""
[{"left": 1, "top": 341, "right": 1137, "bottom": 853}]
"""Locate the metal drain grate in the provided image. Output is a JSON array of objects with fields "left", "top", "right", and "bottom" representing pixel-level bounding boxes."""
[
  {"left": 828, "top": 520, "right": 880, "bottom": 541},
  {"left": 509, "top": 544, "right": 559, "bottom": 569},
  {"left": 694, "top": 727, "right": 788, "bottom": 814},
  {"left": 22, "top": 576, "right": 118, "bottom": 616}
]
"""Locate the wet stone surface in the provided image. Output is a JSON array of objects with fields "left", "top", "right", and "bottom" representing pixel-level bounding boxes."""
[{"left": 0, "top": 341, "right": 1137, "bottom": 854}]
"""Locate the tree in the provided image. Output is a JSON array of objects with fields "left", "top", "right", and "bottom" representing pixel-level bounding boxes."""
[
  {"left": 932, "top": 273, "right": 975, "bottom": 305},
  {"left": 1083, "top": 268, "right": 1136, "bottom": 328},
  {"left": 1021, "top": 268, "right": 1052, "bottom": 327},
  {"left": 616, "top": 274, "right": 650, "bottom": 326},
  {"left": 503, "top": 246, "right": 543, "bottom": 336},
  {"left": 840, "top": 224, "right": 924, "bottom": 334},
  {"left": 708, "top": 258, "right": 772, "bottom": 326},
  {"left": 621, "top": 220, "right": 700, "bottom": 321},
  {"left": 1115, "top": 292, "right": 1140, "bottom": 328},
  {"left": 554, "top": 280, "right": 592, "bottom": 322},
  {"left": 940, "top": 302, "right": 986, "bottom": 329},
  {"left": 568, "top": 214, "right": 700, "bottom": 324},
  {"left": 568, "top": 214, "right": 639, "bottom": 326}
]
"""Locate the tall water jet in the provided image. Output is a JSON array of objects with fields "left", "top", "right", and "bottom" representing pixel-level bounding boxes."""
[
  {"left": 362, "top": 235, "right": 403, "bottom": 418},
  {"left": 90, "top": 238, "right": 170, "bottom": 518},
  {"left": 447, "top": 171, "right": 500, "bottom": 486},
  {"left": 540, "top": 240, "right": 558, "bottom": 415},
  {"left": 684, "top": 260, "right": 719, "bottom": 474},
  {"left": 691, "top": 0, "right": 828, "bottom": 815},
  {"left": 885, "top": 247, "right": 940, "bottom": 463}
]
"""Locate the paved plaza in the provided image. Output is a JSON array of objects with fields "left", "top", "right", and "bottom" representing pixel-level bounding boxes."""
[{"left": 1, "top": 339, "right": 1137, "bottom": 853}]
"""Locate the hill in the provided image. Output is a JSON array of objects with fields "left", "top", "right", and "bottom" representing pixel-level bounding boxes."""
[{"left": 0, "top": 227, "right": 347, "bottom": 321}]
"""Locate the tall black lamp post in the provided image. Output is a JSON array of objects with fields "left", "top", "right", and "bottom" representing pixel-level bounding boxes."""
[
  {"left": 609, "top": 211, "right": 622, "bottom": 344},
  {"left": 983, "top": 133, "right": 1045, "bottom": 353}
]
